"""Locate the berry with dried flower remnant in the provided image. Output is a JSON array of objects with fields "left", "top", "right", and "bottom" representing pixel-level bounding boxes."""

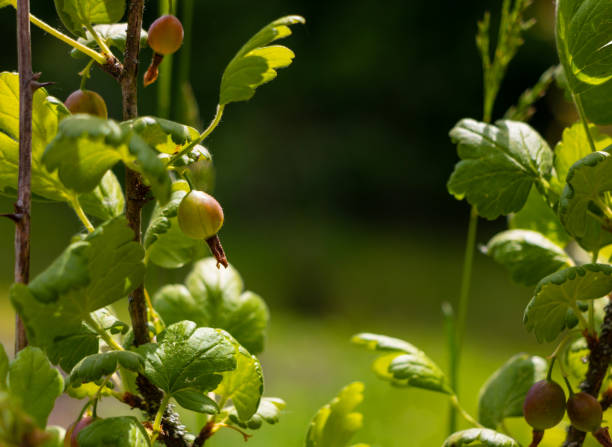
[
  {"left": 144, "top": 15, "right": 184, "bottom": 86},
  {"left": 64, "top": 90, "right": 108, "bottom": 118},
  {"left": 178, "top": 190, "right": 228, "bottom": 268},
  {"left": 64, "top": 416, "right": 95, "bottom": 447},
  {"left": 523, "top": 380, "right": 566, "bottom": 446}
]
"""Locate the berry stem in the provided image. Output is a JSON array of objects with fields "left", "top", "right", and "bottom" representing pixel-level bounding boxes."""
[{"left": 529, "top": 430, "right": 544, "bottom": 447}]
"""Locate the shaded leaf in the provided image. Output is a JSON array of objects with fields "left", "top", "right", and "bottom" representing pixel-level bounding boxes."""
[
  {"left": 484, "top": 229, "right": 572, "bottom": 286},
  {"left": 54, "top": 0, "right": 126, "bottom": 37},
  {"left": 121, "top": 116, "right": 200, "bottom": 155},
  {"left": 220, "top": 16, "right": 304, "bottom": 105},
  {"left": 448, "top": 119, "right": 552, "bottom": 219},
  {"left": 478, "top": 354, "right": 547, "bottom": 429},
  {"left": 8, "top": 347, "right": 64, "bottom": 428},
  {"left": 443, "top": 428, "right": 519, "bottom": 447},
  {"left": 306, "top": 382, "right": 366, "bottom": 447},
  {"left": 70, "top": 351, "right": 143, "bottom": 386},
  {"left": 79, "top": 170, "right": 125, "bottom": 220},
  {"left": 173, "top": 390, "right": 218, "bottom": 414},
  {"left": 78, "top": 417, "right": 150, "bottom": 447},
  {"left": 556, "top": 0, "right": 612, "bottom": 124},
  {"left": 524, "top": 264, "right": 612, "bottom": 342}
]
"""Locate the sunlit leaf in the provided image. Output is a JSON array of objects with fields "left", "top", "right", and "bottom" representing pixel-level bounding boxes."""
[
  {"left": 54, "top": 0, "right": 126, "bottom": 37},
  {"left": 443, "top": 428, "right": 519, "bottom": 447}
]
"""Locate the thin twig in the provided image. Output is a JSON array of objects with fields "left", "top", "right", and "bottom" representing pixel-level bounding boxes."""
[{"left": 14, "top": 0, "right": 34, "bottom": 354}]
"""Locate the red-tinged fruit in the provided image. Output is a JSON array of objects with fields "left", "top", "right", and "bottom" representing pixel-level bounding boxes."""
[
  {"left": 147, "top": 15, "right": 184, "bottom": 55},
  {"left": 523, "top": 380, "right": 566, "bottom": 430},
  {"left": 567, "top": 392, "right": 603, "bottom": 433},
  {"left": 178, "top": 190, "right": 224, "bottom": 240},
  {"left": 64, "top": 416, "right": 94, "bottom": 447},
  {"left": 64, "top": 90, "right": 108, "bottom": 118}
]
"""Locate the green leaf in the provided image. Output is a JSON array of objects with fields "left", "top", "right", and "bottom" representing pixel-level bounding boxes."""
[
  {"left": 91, "top": 307, "right": 129, "bottom": 335},
  {"left": 144, "top": 183, "right": 205, "bottom": 269},
  {"left": 173, "top": 389, "right": 219, "bottom": 414},
  {"left": 0, "top": 1, "right": 12, "bottom": 8},
  {"left": 122, "top": 116, "right": 200, "bottom": 155},
  {"left": 45, "top": 327, "right": 99, "bottom": 372},
  {"left": 551, "top": 122, "right": 612, "bottom": 199},
  {"left": 138, "top": 321, "right": 236, "bottom": 404},
  {"left": 558, "top": 148, "right": 612, "bottom": 250},
  {"left": 220, "top": 15, "right": 304, "bottom": 105},
  {"left": 352, "top": 332, "right": 451, "bottom": 393},
  {"left": 54, "top": 0, "right": 126, "bottom": 37},
  {"left": 477, "top": 354, "right": 547, "bottom": 429},
  {"left": 484, "top": 230, "right": 572, "bottom": 286},
  {"left": 443, "top": 428, "right": 519, "bottom": 447},
  {"left": 79, "top": 170, "right": 125, "bottom": 220},
  {"left": 0, "top": 343, "right": 8, "bottom": 390},
  {"left": 71, "top": 23, "right": 147, "bottom": 58},
  {"left": 524, "top": 264, "right": 612, "bottom": 342},
  {"left": 306, "top": 382, "right": 365, "bottom": 447},
  {"left": 556, "top": 0, "right": 612, "bottom": 124},
  {"left": 509, "top": 188, "right": 570, "bottom": 247},
  {"left": 78, "top": 417, "right": 151, "bottom": 447},
  {"left": 8, "top": 347, "right": 64, "bottom": 428},
  {"left": 153, "top": 258, "right": 269, "bottom": 354},
  {"left": 228, "top": 397, "right": 285, "bottom": 430},
  {"left": 11, "top": 218, "right": 145, "bottom": 368},
  {"left": 215, "top": 343, "right": 263, "bottom": 422},
  {"left": 448, "top": 119, "right": 553, "bottom": 219},
  {"left": 70, "top": 351, "right": 143, "bottom": 386}
]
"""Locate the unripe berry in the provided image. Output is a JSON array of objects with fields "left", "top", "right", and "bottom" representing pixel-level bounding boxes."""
[
  {"left": 64, "top": 90, "right": 108, "bottom": 119},
  {"left": 567, "top": 392, "right": 603, "bottom": 433},
  {"left": 64, "top": 416, "right": 94, "bottom": 447},
  {"left": 523, "top": 380, "right": 566, "bottom": 430},
  {"left": 178, "top": 190, "right": 224, "bottom": 240},
  {"left": 147, "top": 15, "right": 184, "bottom": 55}
]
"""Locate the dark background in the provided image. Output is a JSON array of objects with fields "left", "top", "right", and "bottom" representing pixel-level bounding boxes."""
[{"left": 0, "top": 2, "right": 590, "bottom": 445}]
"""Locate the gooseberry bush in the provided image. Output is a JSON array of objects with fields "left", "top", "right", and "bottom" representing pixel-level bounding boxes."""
[
  {"left": 348, "top": 0, "right": 612, "bottom": 446},
  {"left": 0, "top": 0, "right": 369, "bottom": 446}
]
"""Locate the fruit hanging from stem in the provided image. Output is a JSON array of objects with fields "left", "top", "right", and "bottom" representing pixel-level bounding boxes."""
[
  {"left": 177, "top": 190, "right": 228, "bottom": 268},
  {"left": 523, "top": 379, "right": 566, "bottom": 447},
  {"left": 64, "top": 90, "right": 108, "bottom": 118},
  {"left": 64, "top": 416, "right": 95, "bottom": 447},
  {"left": 144, "top": 15, "right": 184, "bottom": 87}
]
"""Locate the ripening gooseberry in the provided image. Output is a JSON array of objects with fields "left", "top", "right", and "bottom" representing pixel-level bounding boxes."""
[
  {"left": 64, "top": 90, "right": 108, "bottom": 119},
  {"left": 567, "top": 392, "right": 603, "bottom": 433},
  {"left": 147, "top": 15, "right": 184, "bottom": 56},
  {"left": 523, "top": 380, "right": 566, "bottom": 431},
  {"left": 177, "top": 190, "right": 224, "bottom": 240},
  {"left": 64, "top": 416, "right": 95, "bottom": 447}
]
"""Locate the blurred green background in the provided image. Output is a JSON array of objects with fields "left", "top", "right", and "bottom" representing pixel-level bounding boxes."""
[{"left": 0, "top": 0, "right": 599, "bottom": 446}]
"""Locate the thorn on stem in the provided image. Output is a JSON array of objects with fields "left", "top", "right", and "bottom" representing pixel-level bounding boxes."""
[{"left": 1, "top": 213, "right": 22, "bottom": 223}]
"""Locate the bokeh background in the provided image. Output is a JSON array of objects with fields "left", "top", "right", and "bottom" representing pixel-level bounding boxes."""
[{"left": 0, "top": 1, "right": 596, "bottom": 446}]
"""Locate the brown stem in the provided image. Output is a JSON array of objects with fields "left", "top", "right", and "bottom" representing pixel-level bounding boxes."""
[
  {"left": 121, "top": 0, "right": 151, "bottom": 348},
  {"left": 529, "top": 430, "right": 544, "bottom": 447},
  {"left": 144, "top": 53, "right": 164, "bottom": 87},
  {"left": 192, "top": 421, "right": 215, "bottom": 447},
  {"left": 594, "top": 427, "right": 612, "bottom": 447},
  {"left": 563, "top": 298, "right": 612, "bottom": 446},
  {"left": 14, "top": 0, "right": 35, "bottom": 354}
]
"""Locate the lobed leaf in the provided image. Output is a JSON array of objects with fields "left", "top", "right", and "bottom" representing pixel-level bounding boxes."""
[
  {"left": 220, "top": 15, "right": 304, "bottom": 105},
  {"left": 484, "top": 229, "right": 572, "bottom": 286},
  {"left": 79, "top": 170, "right": 125, "bottom": 220},
  {"left": 477, "top": 354, "right": 547, "bottom": 429},
  {"left": 352, "top": 332, "right": 451, "bottom": 393},
  {"left": 8, "top": 347, "right": 64, "bottom": 428},
  {"left": 153, "top": 258, "right": 269, "bottom": 354},
  {"left": 77, "top": 417, "right": 150, "bottom": 447},
  {"left": 524, "top": 264, "right": 612, "bottom": 342},
  {"left": 448, "top": 119, "right": 553, "bottom": 219},
  {"left": 443, "top": 428, "right": 519, "bottom": 447},
  {"left": 305, "top": 382, "right": 366, "bottom": 447},
  {"left": 54, "top": 0, "right": 126, "bottom": 37},
  {"left": 11, "top": 218, "right": 145, "bottom": 370},
  {"left": 137, "top": 321, "right": 236, "bottom": 412}
]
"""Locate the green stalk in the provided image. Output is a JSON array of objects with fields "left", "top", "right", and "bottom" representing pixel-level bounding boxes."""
[
  {"left": 151, "top": 394, "right": 170, "bottom": 444},
  {"left": 156, "top": 0, "right": 177, "bottom": 118},
  {"left": 174, "top": 0, "right": 195, "bottom": 122},
  {"left": 443, "top": 302, "right": 458, "bottom": 432},
  {"left": 573, "top": 93, "right": 596, "bottom": 153}
]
